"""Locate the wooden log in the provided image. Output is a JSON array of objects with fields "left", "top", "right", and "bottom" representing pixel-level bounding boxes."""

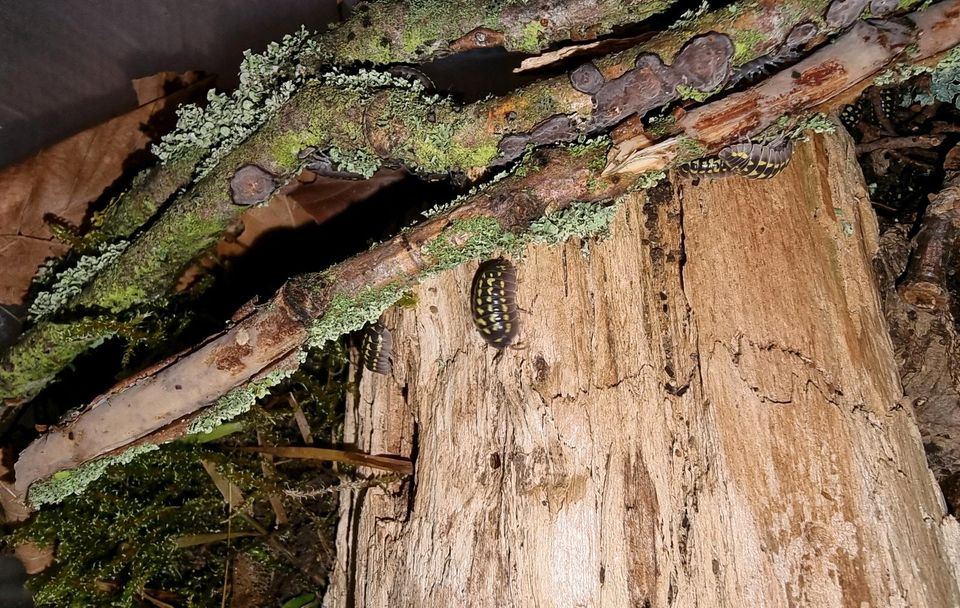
[
  {"left": 12, "top": 141, "right": 633, "bottom": 501},
  {"left": 323, "top": 132, "right": 960, "bottom": 606}
]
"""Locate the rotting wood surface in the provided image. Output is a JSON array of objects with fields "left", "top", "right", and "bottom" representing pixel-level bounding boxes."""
[{"left": 324, "top": 133, "right": 960, "bottom": 606}]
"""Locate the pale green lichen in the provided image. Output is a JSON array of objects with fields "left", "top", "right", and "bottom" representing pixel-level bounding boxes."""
[
  {"left": 633, "top": 171, "right": 668, "bottom": 190},
  {"left": 527, "top": 201, "right": 619, "bottom": 245},
  {"left": 422, "top": 216, "right": 521, "bottom": 271},
  {"left": 932, "top": 46, "right": 960, "bottom": 107},
  {"left": 185, "top": 364, "right": 300, "bottom": 436},
  {"left": 154, "top": 27, "right": 320, "bottom": 178},
  {"left": 873, "top": 63, "right": 933, "bottom": 86},
  {"left": 29, "top": 241, "right": 129, "bottom": 320},
  {"left": 28, "top": 443, "right": 159, "bottom": 507},
  {"left": 307, "top": 283, "right": 409, "bottom": 349},
  {"left": 669, "top": 0, "right": 710, "bottom": 31}
]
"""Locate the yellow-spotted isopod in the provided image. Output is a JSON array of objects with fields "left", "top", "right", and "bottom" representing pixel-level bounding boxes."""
[{"left": 470, "top": 258, "right": 519, "bottom": 348}]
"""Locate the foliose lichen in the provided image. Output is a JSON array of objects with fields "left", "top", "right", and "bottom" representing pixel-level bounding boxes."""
[
  {"left": 28, "top": 443, "right": 159, "bottom": 507},
  {"left": 307, "top": 283, "right": 409, "bottom": 349},
  {"left": 931, "top": 46, "right": 960, "bottom": 107},
  {"left": 28, "top": 241, "right": 130, "bottom": 320},
  {"left": 527, "top": 200, "right": 619, "bottom": 244},
  {"left": 153, "top": 27, "right": 321, "bottom": 177}
]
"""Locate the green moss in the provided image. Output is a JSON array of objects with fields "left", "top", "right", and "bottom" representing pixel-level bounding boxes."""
[
  {"left": 676, "top": 136, "right": 706, "bottom": 162},
  {"left": 0, "top": 320, "right": 118, "bottom": 401},
  {"left": 517, "top": 19, "right": 547, "bottom": 54},
  {"left": 676, "top": 84, "right": 721, "bottom": 103},
  {"left": 13, "top": 443, "right": 254, "bottom": 606},
  {"left": 731, "top": 28, "right": 767, "bottom": 66},
  {"left": 645, "top": 114, "right": 676, "bottom": 139}
]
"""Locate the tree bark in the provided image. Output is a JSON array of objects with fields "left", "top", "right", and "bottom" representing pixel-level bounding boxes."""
[{"left": 323, "top": 132, "right": 960, "bottom": 606}]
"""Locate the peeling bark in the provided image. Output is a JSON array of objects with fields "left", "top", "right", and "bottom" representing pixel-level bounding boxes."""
[{"left": 605, "top": 0, "right": 960, "bottom": 176}]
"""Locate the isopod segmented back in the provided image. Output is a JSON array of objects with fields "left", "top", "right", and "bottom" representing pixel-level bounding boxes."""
[
  {"left": 362, "top": 321, "right": 393, "bottom": 374},
  {"left": 471, "top": 258, "right": 519, "bottom": 349},
  {"left": 676, "top": 155, "right": 733, "bottom": 179},
  {"left": 718, "top": 139, "right": 794, "bottom": 180}
]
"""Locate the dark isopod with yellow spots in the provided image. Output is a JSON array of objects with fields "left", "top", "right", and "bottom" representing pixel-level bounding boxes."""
[
  {"left": 676, "top": 155, "right": 733, "bottom": 179},
  {"left": 471, "top": 258, "right": 519, "bottom": 348},
  {"left": 718, "top": 138, "right": 794, "bottom": 179},
  {"left": 362, "top": 321, "right": 393, "bottom": 374}
]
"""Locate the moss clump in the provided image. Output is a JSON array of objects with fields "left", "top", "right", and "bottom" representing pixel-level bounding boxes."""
[
  {"left": 518, "top": 19, "right": 547, "bottom": 53},
  {"left": 0, "top": 320, "right": 118, "bottom": 401},
  {"left": 730, "top": 28, "right": 767, "bottom": 66},
  {"left": 12, "top": 444, "right": 261, "bottom": 607}
]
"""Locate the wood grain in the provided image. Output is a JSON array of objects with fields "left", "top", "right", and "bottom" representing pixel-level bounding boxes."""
[{"left": 325, "top": 133, "right": 960, "bottom": 606}]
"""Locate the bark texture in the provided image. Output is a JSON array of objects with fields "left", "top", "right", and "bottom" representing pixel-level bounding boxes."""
[{"left": 324, "top": 133, "right": 960, "bottom": 606}]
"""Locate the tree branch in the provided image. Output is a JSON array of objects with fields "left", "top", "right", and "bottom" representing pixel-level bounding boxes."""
[{"left": 0, "top": 0, "right": 841, "bottom": 410}]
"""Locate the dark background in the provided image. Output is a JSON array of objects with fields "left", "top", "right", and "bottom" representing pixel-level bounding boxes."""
[{"left": 0, "top": 0, "right": 346, "bottom": 168}]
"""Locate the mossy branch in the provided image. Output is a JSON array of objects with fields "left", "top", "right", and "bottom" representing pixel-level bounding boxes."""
[
  {"left": 12, "top": 139, "right": 646, "bottom": 504},
  {"left": 315, "top": 0, "right": 678, "bottom": 63},
  {"left": 0, "top": 0, "right": 862, "bottom": 416}
]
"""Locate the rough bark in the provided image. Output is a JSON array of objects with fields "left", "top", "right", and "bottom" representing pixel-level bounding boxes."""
[
  {"left": 323, "top": 133, "right": 960, "bottom": 606},
  {"left": 0, "top": 0, "right": 854, "bottom": 408}
]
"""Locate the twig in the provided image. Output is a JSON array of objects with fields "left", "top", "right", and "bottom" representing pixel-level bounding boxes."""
[{"left": 856, "top": 135, "right": 945, "bottom": 154}]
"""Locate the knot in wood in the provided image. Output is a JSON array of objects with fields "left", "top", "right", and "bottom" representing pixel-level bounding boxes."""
[{"left": 229, "top": 164, "right": 278, "bottom": 206}]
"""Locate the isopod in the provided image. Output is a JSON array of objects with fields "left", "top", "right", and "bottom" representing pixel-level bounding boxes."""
[
  {"left": 361, "top": 321, "right": 393, "bottom": 374},
  {"left": 470, "top": 258, "right": 519, "bottom": 348}
]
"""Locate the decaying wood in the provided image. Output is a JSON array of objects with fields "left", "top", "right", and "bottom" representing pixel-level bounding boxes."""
[
  {"left": 604, "top": 0, "right": 960, "bottom": 175},
  {"left": 324, "top": 132, "right": 960, "bottom": 607},
  {"left": 12, "top": 144, "right": 633, "bottom": 501},
  {"left": 0, "top": 0, "right": 858, "bottom": 409},
  {"left": 878, "top": 155, "right": 960, "bottom": 512}
]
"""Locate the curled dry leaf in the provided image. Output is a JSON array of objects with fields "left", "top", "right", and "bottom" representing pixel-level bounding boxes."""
[{"left": 0, "top": 71, "right": 213, "bottom": 309}]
